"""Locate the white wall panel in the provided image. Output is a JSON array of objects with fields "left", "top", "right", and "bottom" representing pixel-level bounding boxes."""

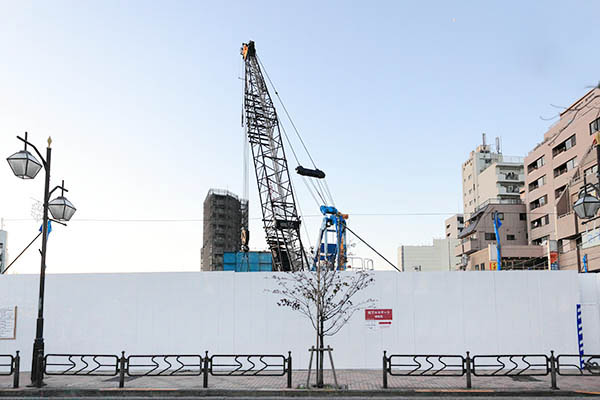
[{"left": 0, "top": 270, "right": 588, "bottom": 370}]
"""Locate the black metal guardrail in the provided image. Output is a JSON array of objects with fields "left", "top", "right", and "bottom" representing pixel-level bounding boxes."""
[
  {"left": 382, "top": 351, "right": 467, "bottom": 389},
  {"left": 383, "top": 350, "right": 588, "bottom": 390},
  {"left": 471, "top": 354, "right": 549, "bottom": 376},
  {"left": 0, "top": 351, "right": 20, "bottom": 388},
  {"left": 43, "top": 351, "right": 292, "bottom": 388},
  {"left": 206, "top": 352, "right": 292, "bottom": 388},
  {"left": 557, "top": 354, "right": 600, "bottom": 376},
  {"left": 44, "top": 354, "right": 119, "bottom": 376}
]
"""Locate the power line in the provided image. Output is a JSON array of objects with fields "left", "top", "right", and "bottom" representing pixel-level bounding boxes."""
[{"left": 0, "top": 210, "right": 570, "bottom": 223}]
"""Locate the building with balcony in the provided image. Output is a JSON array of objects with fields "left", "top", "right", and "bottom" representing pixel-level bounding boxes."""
[
  {"left": 462, "top": 134, "right": 525, "bottom": 217},
  {"left": 454, "top": 199, "right": 543, "bottom": 270},
  {"left": 552, "top": 128, "right": 600, "bottom": 271},
  {"left": 524, "top": 88, "right": 600, "bottom": 252},
  {"left": 201, "top": 189, "right": 248, "bottom": 271}
]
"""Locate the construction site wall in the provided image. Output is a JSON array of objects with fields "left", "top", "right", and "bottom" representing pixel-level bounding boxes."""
[{"left": 0, "top": 270, "right": 592, "bottom": 371}]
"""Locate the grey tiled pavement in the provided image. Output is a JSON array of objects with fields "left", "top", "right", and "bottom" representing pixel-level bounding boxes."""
[{"left": 1, "top": 370, "right": 600, "bottom": 394}]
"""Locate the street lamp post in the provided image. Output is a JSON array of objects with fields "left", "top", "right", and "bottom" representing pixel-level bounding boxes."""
[{"left": 6, "top": 132, "right": 76, "bottom": 387}]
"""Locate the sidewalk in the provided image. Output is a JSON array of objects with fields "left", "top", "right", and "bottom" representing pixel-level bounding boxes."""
[{"left": 1, "top": 370, "right": 600, "bottom": 396}]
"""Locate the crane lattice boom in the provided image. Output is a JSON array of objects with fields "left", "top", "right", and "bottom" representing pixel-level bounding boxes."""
[{"left": 241, "top": 40, "right": 308, "bottom": 271}]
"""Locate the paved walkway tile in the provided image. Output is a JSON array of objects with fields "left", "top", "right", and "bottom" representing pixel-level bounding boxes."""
[{"left": 1, "top": 370, "right": 599, "bottom": 392}]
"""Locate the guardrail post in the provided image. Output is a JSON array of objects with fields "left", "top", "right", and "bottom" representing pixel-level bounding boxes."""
[
  {"left": 287, "top": 351, "right": 292, "bottom": 389},
  {"left": 203, "top": 351, "right": 209, "bottom": 388},
  {"left": 550, "top": 350, "right": 558, "bottom": 390},
  {"left": 465, "top": 351, "right": 472, "bottom": 389},
  {"left": 382, "top": 351, "right": 388, "bottom": 389},
  {"left": 119, "top": 351, "right": 126, "bottom": 388},
  {"left": 13, "top": 351, "right": 20, "bottom": 389}
]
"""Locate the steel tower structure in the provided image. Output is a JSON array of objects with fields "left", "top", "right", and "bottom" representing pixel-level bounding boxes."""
[{"left": 241, "top": 41, "right": 308, "bottom": 271}]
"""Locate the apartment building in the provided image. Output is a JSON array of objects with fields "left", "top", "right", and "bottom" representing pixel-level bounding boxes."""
[
  {"left": 524, "top": 88, "right": 600, "bottom": 249},
  {"left": 455, "top": 200, "right": 544, "bottom": 270},
  {"left": 445, "top": 214, "right": 464, "bottom": 239},
  {"left": 462, "top": 135, "right": 525, "bottom": 217}
]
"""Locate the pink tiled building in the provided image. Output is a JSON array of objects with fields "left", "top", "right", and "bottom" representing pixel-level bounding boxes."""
[{"left": 524, "top": 88, "right": 600, "bottom": 271}]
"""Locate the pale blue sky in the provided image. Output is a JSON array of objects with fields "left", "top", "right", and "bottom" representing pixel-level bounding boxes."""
[{"left": 1, "top": 0, "right": 599, "bottom": 273}]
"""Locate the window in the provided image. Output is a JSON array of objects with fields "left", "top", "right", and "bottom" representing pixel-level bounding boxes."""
[
  {"left": 503, "top": 184, "right": 520, "bottom": 193},
  {"left": 520, "top": 213, "right": 527, "bottom": 220},
  {"left": 552, "top": 134, "right": 576, "bottom": 157},
  {"left": 555, "top": 185, "right": 566, "bottom": 199},
  {"left": 474, "top": 265, "right": 479, "bottom": 271},
  {"left": 504, "top": 171, "right": 519, "bottom": 180},
  {"left": 530, "top": 195, "right": 548, "bottom": 210},
  {"left": 585, "top": 165, "right": 598, "bottom": 177},
  {"left": 553, "top": 157, "right": 577, "bottom": 177},
  {"left": 527, "top": 156, "right": 545, "bottom": 174},
  {"left": 458, "top": 216, "right": 464, "bottom": 223},
  {"left": 532, "top": 235, "right": 549, "bottom": 245},
  {"left": 491, "top": 212, "right": 504, "bottom": 220},
  {"left": 507, "top": 234, "right": 516, "bottom": 240},
  {"left": 528, "top": 175, "right": 546, "bottom": 191},
  {"left": 590, "top": 117, "right": 600, "bottom": 135},
  {"left": 531, "top": 215, "right": 550, "bottom": 230},
  {"left": 485, "top": 232, "right": 496, "bottom": 240},
  {"left": 480, "top": 263, "right": 485, "bottom": 271}
]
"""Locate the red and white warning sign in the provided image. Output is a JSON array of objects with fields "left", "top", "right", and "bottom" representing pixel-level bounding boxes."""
[{"left": 365, "top": 309, "right": 392, "bottom": 329}]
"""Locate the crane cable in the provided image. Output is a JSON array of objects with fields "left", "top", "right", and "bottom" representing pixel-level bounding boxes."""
[
  {"left": 257, "top": 55, "right": 318, "bottom": 169},
  {"left": 279, "top": 123, "right": 326, "bottom": 207},
  {"left": 256, "top": 55, "right": 334, "bottom": 206},
  {"left": 342, "top": 223, "right": 401, "bottom": 272}
]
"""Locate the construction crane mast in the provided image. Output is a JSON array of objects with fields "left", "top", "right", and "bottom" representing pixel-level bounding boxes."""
[{"left": 241, "top": 40, "right": 308, "bottom": 271}]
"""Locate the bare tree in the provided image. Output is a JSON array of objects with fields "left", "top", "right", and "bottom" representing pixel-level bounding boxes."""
[{"left": 271, "top": 265, "right": 375, "bottom": 387}]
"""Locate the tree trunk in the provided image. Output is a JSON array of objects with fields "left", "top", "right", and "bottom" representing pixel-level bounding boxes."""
[{"left": 317, "top": 316, "right": 324, "bottom": 387}]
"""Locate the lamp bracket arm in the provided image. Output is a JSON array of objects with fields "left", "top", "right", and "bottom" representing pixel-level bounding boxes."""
[
  {"left": 48, "top": 184, "right": 68, "bottom": 198},
  {"left": 580, "top": 182, "right": 600, "bottom": 197},
  {"left": 16, "top": 135, "right": 47, "bottom": 168},
  {"left": 49, "top": 218, "right": 67, "bottom": 227}
]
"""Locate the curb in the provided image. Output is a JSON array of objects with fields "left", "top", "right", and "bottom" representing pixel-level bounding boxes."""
[{"left": 1, "top": 388, "right": 600, "bottom": 397}]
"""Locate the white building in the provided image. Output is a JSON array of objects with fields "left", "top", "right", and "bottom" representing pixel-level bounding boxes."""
[
  {"left": 462, "top": 134, "right": 524, "bottom": 217},
  {"left": 398, "top": 238, "right": 460, "bottom": 272}
]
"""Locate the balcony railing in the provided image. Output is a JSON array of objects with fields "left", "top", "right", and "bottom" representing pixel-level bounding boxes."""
[
  {"left": 474, "top": 198, "right": 522, "bottom": 212},
  {"left": 499, "top": 155, "right": 525, "bottom": 164},
  {"left": 455, "top": 238, "right": 481, "bottom": 256}
]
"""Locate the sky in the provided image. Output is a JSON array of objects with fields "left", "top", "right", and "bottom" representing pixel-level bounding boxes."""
[{"left": 0, "top": 0, "right": 599, "bottom": 274}]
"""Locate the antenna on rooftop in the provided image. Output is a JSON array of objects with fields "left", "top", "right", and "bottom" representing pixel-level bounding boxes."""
[
  {"left": 496, "top": 137, "right": 501, "bottom": 154},
  {"left": 482, "top": 132, "right": 486, "bottom": 147}
]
